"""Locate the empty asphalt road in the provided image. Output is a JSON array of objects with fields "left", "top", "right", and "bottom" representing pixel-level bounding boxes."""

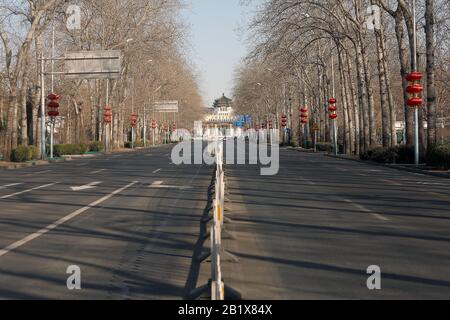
[
  {"left": 0, "top": 145, "right": 211, "bottom": 299},
  {"left": 221, "top": 148, "right": 450, "bottom": 299},
  {"left": 1, "top": 143, "right": 449, "bottom": 300}
]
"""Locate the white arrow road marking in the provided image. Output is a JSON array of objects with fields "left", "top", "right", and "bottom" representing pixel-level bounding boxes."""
[
  {"left": 149, "top": 181, "right": 192, "bottom": 190},
  {"left": 71, "top": 181, "right": 102, "bottom": 191},
  {"left": 0, "top": 181, "right": 138, "bottom": 258},
  {"left": 0, "top": 183, "right": 23, "bottom": 190},
  {"left": 152, "top": 168, "right": 162, "bottom": 174},
  {"left": 0, "top": 183, "right": 58, "bottom": 199},
  {"left": 89, "top": 169, "right": 106, "bottom": 174}
]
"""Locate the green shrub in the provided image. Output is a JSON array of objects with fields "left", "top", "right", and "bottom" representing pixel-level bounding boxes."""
[
  {"left": 316, "top": 142, "right": 333, "bottom": 152},
  {"left": 134, "top": 140, "right": 145, "bottom": 148},
  {"left": 361, "top": 145, "right": 418, "bottom": 164},
  {"left": 427, "top": 144, "right": 450, "bottom": 169},
  {"left": 12, "top": 145, "right": 39, "bottom": 162},
  {"left": 124, "top": 141, "right": 132, "bottom": 149},
  {"left": 54, "top": 144, "right": 88, "bottom": 157},
  {"left": 88, "top": 141, "right": 104, "bottom": 152}
]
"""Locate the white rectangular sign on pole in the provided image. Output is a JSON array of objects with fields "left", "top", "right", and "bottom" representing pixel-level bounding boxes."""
[
  {"left": 64, "top": 50, "right": 122, "bottom": 79},
  {"left": 154, "top": 101, "right": 179, "bottom": 113}
]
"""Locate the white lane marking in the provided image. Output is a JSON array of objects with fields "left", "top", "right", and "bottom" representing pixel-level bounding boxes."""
[
  {"left": 152, "top": 168, "right": 162, "bottom": 174},
  {"left": 149, "top": 181, "right": 191, "bottom": 190},
  {"left": 89, "top": 169, "right": 106, "bottom": 174},
  {"left": 24, "top": 170, "right": 52, "bottom": 176},
  {"left": 299, "top": 177, "right": 316, "bottom": 186},
  {"left": 380, "top": 179, "right": 402, "bottom": 186},
  {"left": 0, "top": 183, "right": 23, "bottom": 190},
  {"left": 71, "top": 181, "right": 102, "bottom": 191},
  {"left": 0, "top": 183, "right": 58, "bottom": 199},
  {"left": 0, "top": 181, "right": 138, "bottom": 258},
  {"left": 75, "top": 163, "right": 88, "bottom": 167},
  {"left": 344, "top": 199, "right": 390, "bottom": 221}
]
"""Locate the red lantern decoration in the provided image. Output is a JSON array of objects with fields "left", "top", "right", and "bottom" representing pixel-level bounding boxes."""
[
  {"left": 407, "top": 97, "right": 424, "bottom": 106},
  {"left": 405, "top": 72, "right": 423, "bottom": 108},
  {"left": 103, "top": 105, "right": 112, "bottom": 123},
  {"left": 328, "top": 98, "right": 337, "bottom": 120},
  {"left": 47, "top": 93, "right": 60, "bottom": 117},
  {"left": 151, "top": 120, "right": 157, "bottom": 129},
  {"left": 405, "top": 72, "right": 423, "bottom": 82},
  {"left": 172, "top": 123, "right": 177, "bottom": 131},
  {"left": 130, "top": 112, "right": 138, "bottom": 127},
  {"left": 281, "top": 115, "right": 288, "bottom": 127}
]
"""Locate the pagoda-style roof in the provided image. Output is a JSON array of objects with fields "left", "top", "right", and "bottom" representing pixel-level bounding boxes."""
[{"left": 213, "top": 93, "right": 232, "bottom": 109}]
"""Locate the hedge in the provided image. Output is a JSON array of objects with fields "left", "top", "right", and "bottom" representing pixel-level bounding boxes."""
[
  {"left": 12, "top": 145, "right": 39, "bottom": 162},
  {"left": 360, "top": 145, "right": 422, "bottom": 164},
  {"left": 427, "top": 144, "right": 450, "bottom": 169},
  {"left": 316, "top": 142, "right": 333, "bottom": 152},
  {"left": 53, "top": 143, "right": 88, "bottom": 157},
  {"left": 88, "top": 141, "right": 104, "bottom": 152}
]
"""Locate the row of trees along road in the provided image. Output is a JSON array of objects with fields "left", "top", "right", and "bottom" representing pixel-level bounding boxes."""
[
  {"left": 233, "top": 0, "right": 449, "bottom": 156},
  {"left": 0, "top": 0, "right": 204, "bottom": 160}
]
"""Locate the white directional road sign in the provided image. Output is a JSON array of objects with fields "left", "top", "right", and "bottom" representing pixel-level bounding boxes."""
[
  {"left": 154, "top": 101, "right": 179, "bottom": 113},
  {"left": 65, "top": 50, "right": 122, "bottom": 79}
]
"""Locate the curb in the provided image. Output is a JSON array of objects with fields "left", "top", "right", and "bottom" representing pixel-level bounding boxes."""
[{"left": 325, "top": 154, "right": 450, "bottom": 179}]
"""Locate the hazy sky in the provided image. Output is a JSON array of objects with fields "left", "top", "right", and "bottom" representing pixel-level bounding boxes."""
[{"left": 183, "top": 0, "right": 258, "bottom": 107}]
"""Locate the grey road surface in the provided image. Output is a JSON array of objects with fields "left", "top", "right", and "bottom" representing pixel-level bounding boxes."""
[
  {"left": 221, "top": 148, "right": 450, "bottom": 299},
  {"left": 0, "top": 146, "right": 211, "bottom": 299}
]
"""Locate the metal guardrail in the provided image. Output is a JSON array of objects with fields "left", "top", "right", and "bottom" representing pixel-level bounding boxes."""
[
  {"left": 210, "top": 141, "right": 225, "bottom": 300},
  {"left": 189, "top": 137, "right": 240, "bottom": 300}
]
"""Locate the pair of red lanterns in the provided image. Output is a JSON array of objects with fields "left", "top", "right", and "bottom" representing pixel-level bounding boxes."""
[
  {"left": 103, "top": 105, "right": 112, "bottom": 124},
  {"left": 329, "top": 98, "right": 337, "bottom": 120},
  {"left": 47, "top": 93, "right": 60, "bottom": 117},
  {"left": 406, "top": 71, "right": 423, "bottom": 107},
  {"left": 300, "top": 107, "right": 308, "bottom": 124},
  {"left": 130, "top": 112, "right": 138, "bottom": 127}
]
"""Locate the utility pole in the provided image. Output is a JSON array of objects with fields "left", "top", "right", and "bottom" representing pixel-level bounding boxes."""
[
  {"left": 412, "top": 0, "right": 420, "bottom": 167},
  {"left": 105, "top": 79, "right": 110, "bottom": 153},
  {"left": 40, "top": 55, "right": 46, "bottom": 160},
  {"left": 49, "top": 26, "right": 55, "bottom": 159},
  {"left": 331, "top": 41, "right": 338, "bottom": 156}
]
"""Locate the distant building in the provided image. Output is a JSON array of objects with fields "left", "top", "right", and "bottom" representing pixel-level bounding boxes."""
[{"left": 202, "top": 94, "right": 236, "bottom": 137}]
